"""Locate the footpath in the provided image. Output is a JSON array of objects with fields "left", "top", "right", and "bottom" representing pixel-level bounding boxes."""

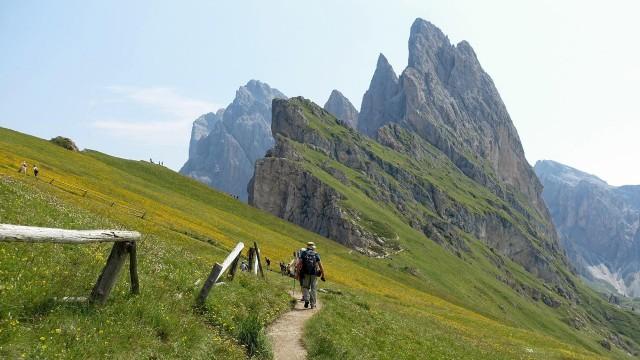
[{"left": 267, "top": 290, "right": 322, "bottom": 360}]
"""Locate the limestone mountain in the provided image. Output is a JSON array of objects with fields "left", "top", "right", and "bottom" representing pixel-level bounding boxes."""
[
  {"left": 187, "top": 110, "right": 225, "bottom": 159},
  {"left": 251, "top": 19, "right": 567, "bottom": 285},
  {"left": 323, "top": 89, "right": 359, "bottom": 128},
  {"left": 535, "top": 160, "right": 640, "bottom": 297},
  {"left": 180, "top": 80, "right": 286, "bottom": 200},
  {"left": 357, "top": 54, "right": 403, "bottom": 137},
  {"left": 248, "top": 96, "right": 640, "bottom": 354},
  {"left": 250, "top": 95, "right": 569, "bottom": 286},
  {"left": 359, "top": 19, "right": 547, "bottom": 217}
]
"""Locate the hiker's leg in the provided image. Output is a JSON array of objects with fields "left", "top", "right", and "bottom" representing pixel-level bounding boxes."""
[
  {"left": 310, "top": 276, "right": 318, "bottom": 306},
  {"left": 302, "top": 275, "right": 310, "bottom": 301}
]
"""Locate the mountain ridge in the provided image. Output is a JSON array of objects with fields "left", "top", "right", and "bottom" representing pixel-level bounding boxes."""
[
  {"left": 535, "top": 160, "right": 640, "bottom": 297},
  {"left": 180, "top": 80, "right": 286, "bottom": 200}
]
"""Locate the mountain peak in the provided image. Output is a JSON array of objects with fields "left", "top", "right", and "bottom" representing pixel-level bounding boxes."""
[
  {"left": 235, "top": 80, "right": 286, "bottom": 106},
  {"left": 357, "top": 53, "right": 403, "bottom": 136},
  {"left": 181, "top": 80, "right": 286, "bottom": 200},
  {"left": 324, "top": 90, "right": 359, "bottom": 128},
  {"left": 534, "top": 160, "right": 610, "bottom": 188},
  {"left": 376, "top": 53, "right": 391, "bottom": 68},
  {"left": 408, "top": 18, "right": 451, "bottom": 71},
  {"left": 410, "top": 18, "right": 448, "bottom": 42},
  {"left": 373, "top": 53, "right": 398, "bottom": 81}
]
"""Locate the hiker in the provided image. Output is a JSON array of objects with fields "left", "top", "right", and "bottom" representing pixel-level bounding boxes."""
[
  {"left": 279, "top": 262, "right": 287, "bottom": 276},
  {"left": 298, "top": 241, "right": 325, "bottom": 309},
  {"left": 33, "top": 165, "right": 39, "bottom": 178},
  {"left": 18, "top": 161, "right": 27, "bottom": 175},
  {"left": 265, "top": 257, "right": 271, "bottom": 270},
  {"left": 295, "top": 247, "right": 307, "bottom": 300},
  {"left": 240, "top": 261, "right": 249, "bottom": 272}
]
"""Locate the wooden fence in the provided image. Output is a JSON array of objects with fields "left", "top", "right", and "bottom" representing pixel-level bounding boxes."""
[
  {"left": 196, "top": 241, "right": 265, "bottom": 306},
  {"left": 0, "top": 224, "right": 141, "bottom": 304}
]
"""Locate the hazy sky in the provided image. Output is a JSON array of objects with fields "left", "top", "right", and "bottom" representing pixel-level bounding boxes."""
[{"left": 1, "top": 0, "right": 638, "bottom": 185}]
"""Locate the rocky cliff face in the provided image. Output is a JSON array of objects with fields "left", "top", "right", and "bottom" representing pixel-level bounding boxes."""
[
  {"left": 249, "top": 19, "right": 574, "bottom": 296},
  {"left": 535, "top": 160, "right": 640, "bottom": 296},
  {"left": 359, "top": 19, "right": 546, "bottom": 216},
  {"left": 188, "top": 110, "right": 224, "bottom": 159},
  {"left": 250, "top": 96, "right": 573, "bottom": 295},
  {"left": 323, "top": 90, "right": 359, "bottom": 128},
  {"left": 358, "top": 54, "right": 404, "bottom": 137},
  {"left": 180, "top": 80, "right": 286, "bottom": 200}
]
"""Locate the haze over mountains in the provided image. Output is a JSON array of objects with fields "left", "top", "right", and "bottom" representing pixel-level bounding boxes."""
[
  {"left": 180, "top": 80, "right": 286, "bottom": 201},
  {"left": 535, "top": 160, "right": 640, "bottom": 297}
]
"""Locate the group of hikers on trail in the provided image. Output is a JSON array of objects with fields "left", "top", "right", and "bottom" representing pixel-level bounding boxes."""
[{"left": 18, "top": 161, "right": 39, "bottom": 178}]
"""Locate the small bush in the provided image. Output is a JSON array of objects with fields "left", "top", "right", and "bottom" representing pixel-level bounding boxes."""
[{"left": 49, "top": 136, "right": 79, "bottom": 151}]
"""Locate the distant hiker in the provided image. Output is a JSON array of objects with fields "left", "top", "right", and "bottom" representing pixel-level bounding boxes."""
[
  {"left": 150, "top": 158, "right": 153, "bottom": 164},
  {"left": 279, "top": 262, "right": 287, "bottom": 276},
  {"left": 265, "top": 257, "right": 271, "bottom": 270},
  {"left": 298, "top": 241, "right": 325, "bottom": 309},
  {"left": 33, "top": 165, "right": 39, "bottom": 178},
  {"left": 240, "top": 261, "right": 249, "bottom": 272},
  {"left": 18, "top": 161, "right": 27, "bottom": 175}
]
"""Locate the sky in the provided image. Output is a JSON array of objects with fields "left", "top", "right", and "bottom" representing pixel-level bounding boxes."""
[{"left": 1, "top": 0, "right": 639, "bottom": 185}]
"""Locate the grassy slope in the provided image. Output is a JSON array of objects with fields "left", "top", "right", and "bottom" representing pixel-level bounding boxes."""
[
  {"left": 0, "top": 126, "right": 630, "bottom": 359},
  {"left": 282, "top": 99, "right": 640, "bottom": 358}
]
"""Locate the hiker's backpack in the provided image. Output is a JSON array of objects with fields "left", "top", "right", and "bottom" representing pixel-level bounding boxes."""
[{"left": 301, "top": 250, "right": 318, "bottom": 275}]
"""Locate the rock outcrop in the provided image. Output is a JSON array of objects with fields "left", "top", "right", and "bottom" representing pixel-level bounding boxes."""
[
  {"left": 359, "top": 19, "right": 547, "bottom": 217},
  {"left": 323, "top": 90, "right": 359, "bottom": 128},
  {"left": 188, "top": 110, "right": 224, "bottom": 159},
  {"left": 250, "top": 96, "right": 573, "bottom": 293},
  {"left": 358, "top": 54, "right": 404, "bottom": 137},
  {"left": 249, "top": 19, "right": 574, "bottom": 296},
  {"left": 535, "top": 160, "right": 640, "bottom": 296},
  {"left": 180, "top": 80, "right": 286, "bottom": 200}
]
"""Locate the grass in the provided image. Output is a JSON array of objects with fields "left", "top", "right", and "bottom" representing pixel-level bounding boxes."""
[
  {"left": 0, "top": 176, "right": 289, "bottom": 359},
  {"left": 0, "top": 125, "right": 638, "bottom": 359}
]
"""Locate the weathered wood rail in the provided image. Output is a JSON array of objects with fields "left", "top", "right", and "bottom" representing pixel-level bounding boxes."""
[
  {"left": 197, "top": 241, "right": 266, "bottom": 306},
  {"left": 197, "top": 242, "right": 244, "bottom": 306},
  {"left": 0, "top": 224, "right": 141, "bottom": 304}
]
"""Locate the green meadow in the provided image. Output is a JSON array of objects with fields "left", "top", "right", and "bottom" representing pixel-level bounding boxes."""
[{"left": 0, "top": 126, "right": 637, "bottom": 359}]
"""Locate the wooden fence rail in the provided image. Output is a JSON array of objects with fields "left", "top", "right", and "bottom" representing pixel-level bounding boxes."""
[
  {"left": 0, "top": 224, "right": 139, "bottom": 244},
  {"left": 197, "top": 242, "right": 245, "bottom": 306},
  {"left": 0, "top": 224, "right": 141, "bottom": 304}
]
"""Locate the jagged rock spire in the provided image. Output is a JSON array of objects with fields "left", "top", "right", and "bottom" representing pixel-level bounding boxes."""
[{"left": 323, "top": 90, "right": 359, "bottom": 128}]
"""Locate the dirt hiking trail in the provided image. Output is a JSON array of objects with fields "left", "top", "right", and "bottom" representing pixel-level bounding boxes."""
[{"left": 267, "top": 290, "right": 322, "bottom": 360}]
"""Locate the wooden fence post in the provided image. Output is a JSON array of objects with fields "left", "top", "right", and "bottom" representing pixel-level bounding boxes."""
[
  {"left": 254, "top": 242, "right": 265, "bottom": 279},
  {"left": 228, "top": 254, "right": 241, "bottom": 281},
  {"left": 90, "top": 242, "right": 130, "bottom": 304},
  {"left": 248, "top": 247, "right": 256, "bottom": 273},
  {"left": 128, "top": 242, "right": 140, "bottom": 294}
]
